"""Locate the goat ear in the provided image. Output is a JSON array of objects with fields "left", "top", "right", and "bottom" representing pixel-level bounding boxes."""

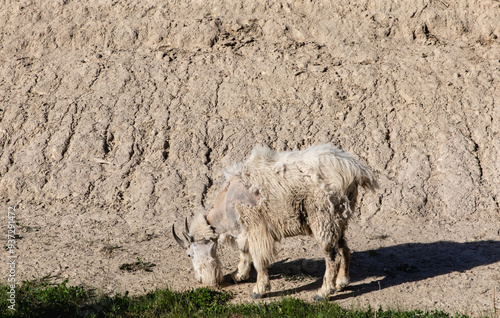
[{"left": 183, "top": 231, "right": 193, "bottom": 243}]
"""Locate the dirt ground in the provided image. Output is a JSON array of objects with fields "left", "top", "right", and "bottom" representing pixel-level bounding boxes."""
[{"left": 1, "top": 0, "right": 499, "bottom": 316}]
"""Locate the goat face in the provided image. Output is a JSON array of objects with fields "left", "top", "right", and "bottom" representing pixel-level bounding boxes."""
[
  {"left": 188, "top": 239, "right": 222, "bottom": 285},
  {"left": 172, "top": 222, "right": 222, "bottom": 286}
]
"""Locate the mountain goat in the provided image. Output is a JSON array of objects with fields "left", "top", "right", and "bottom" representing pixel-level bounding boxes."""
[{"left": 173, "top": 144, "right": 377, "bottom": 300}]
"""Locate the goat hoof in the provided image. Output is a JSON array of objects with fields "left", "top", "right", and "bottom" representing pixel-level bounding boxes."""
[
  {"left": 231, "top": 272, "right": 247, "bottom": 283},
  {"left": 313, "top": 295, "right": 324, "bottom": 302},
  {"left": 251, "top": 293, "right": 262, "bottom": 299},
  {"left": 336, "top": 277, "right": 350, "bottom": 290}
]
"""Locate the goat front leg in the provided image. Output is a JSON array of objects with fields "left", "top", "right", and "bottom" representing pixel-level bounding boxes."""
[
  {"left": 248, "top": 232, "right": 273, "bottom": 299},
  {"left": 237, "top": 207, "right": 275, "bottom": 299},
  {"left": 250, "top": 257, "right": 270, "bottom": 299},
  {"left": 232, "top": 250, "right": 252, "bottom": 282}
]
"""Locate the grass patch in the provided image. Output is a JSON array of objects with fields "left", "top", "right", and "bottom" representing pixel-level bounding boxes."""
[
  {"left": 100, "top": 244, "right": 122, "bottom": 255},
  {"left": 1, "top": 275, "right": 89, "bottom": 318},
  {"left": 119, "top": 258, "right": 156, "bottom": 272},
  {"left": 282, "top": 272, "right": 314, "bottom": 282},
  {"left": 1, "top": 277, "right": 477, "bottom": 318}
]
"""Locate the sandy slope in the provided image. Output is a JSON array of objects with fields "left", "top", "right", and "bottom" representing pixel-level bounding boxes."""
[{"left": 1, "top": 0, "right": 499, "bottom": 316}]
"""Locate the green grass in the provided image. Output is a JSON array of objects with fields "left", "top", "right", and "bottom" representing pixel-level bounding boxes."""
[
  {"left": 119, "top": 257, "right": 156, "bottom": 272},
  {"left": 0, "top": 277, "right": 477, "bottom": 318}
]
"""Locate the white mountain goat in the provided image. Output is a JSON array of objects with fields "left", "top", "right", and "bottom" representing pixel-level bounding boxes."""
[{"left": 172, "top": 144, "right": 377, "bottom": 300}]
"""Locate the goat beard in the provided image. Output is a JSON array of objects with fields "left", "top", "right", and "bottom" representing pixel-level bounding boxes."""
[{"left": 196, "top": 257, "right": 223, "bottom": 286}]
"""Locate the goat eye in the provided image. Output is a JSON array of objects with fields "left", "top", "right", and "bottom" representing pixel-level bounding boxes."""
[{"left": 187, "top": 254, "right": 191, "bottom": 258}]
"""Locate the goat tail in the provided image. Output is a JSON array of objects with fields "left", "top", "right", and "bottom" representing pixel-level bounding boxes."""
[{"left": 355, "top": 163, "right": 378, "bottom": 192}]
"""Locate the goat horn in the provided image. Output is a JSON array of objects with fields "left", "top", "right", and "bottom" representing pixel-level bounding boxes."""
[
  {"left": 184, "top": 217, "right": 194, "bottom": 242},
  {"left": 172, "top": 224, "right": 188, "bottom": 249},
  {"left": 184, "top": 218, "right": 190, "bottom": 235}
]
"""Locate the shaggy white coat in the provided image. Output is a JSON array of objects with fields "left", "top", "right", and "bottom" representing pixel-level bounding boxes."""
[{"left": 182, "top": 144, "right": 377, "bottom": 299}]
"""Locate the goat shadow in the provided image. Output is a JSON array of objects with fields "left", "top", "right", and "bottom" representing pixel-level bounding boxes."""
[{"left": 237, "top": 240, "right": 500, "bottom": 299}]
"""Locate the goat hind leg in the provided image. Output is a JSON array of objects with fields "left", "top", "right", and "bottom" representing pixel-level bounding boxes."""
[
  {"left": 314, "top": 245, "right": 341, "bottom": 301},
  {"left": 335, "top": 236, "right": 350, "bottom": 291}
]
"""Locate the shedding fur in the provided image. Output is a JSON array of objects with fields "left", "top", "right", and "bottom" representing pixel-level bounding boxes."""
[
  {"left": 236, "top": 144, "right": 376, "bottom": 241},
  {"left": 174, "top": 144, "right": 377, "bottom": 299}
]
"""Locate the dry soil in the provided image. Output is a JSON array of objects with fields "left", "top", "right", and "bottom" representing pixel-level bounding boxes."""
[{"left": 1, "top": 0, "right": 499, "bottom": 316}]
